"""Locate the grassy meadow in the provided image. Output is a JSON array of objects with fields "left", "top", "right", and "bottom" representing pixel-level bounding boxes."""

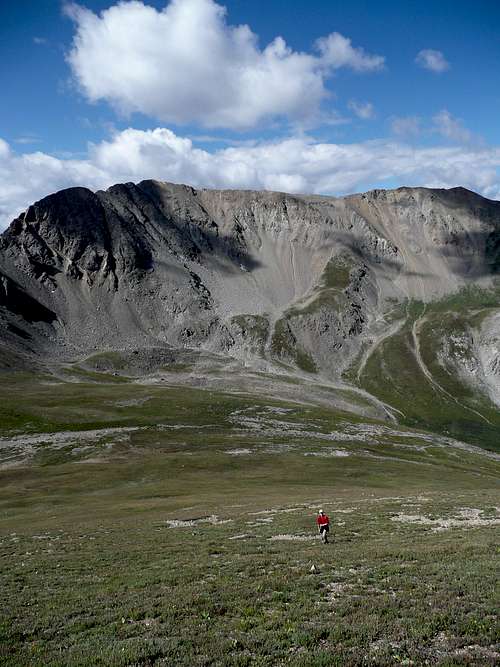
[{"left": 0, "top": 367, "right": 499, "bottom": 665}]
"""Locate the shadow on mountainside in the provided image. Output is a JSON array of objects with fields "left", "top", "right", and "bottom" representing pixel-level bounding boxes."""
[
  {"left": 120, "top": 180, "right": 262, "bottom": 273},
  {"left": 321, "top": 231, "right": 431, "bottom": 279},
  {"left": 0, "top": 271, "right": 56, "bottom": 324},
  {"left": 319, "top": 227, "right": 500, "bottom": 282},
  {"left": 437, "top": 229, "right": 500, "bottom": 278},
  {"left": 0, "top": 184, "right": 262, "bottom": 287}
]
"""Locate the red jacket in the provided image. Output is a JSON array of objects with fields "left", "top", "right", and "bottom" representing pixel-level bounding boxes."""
[{"left": 317, "top": 514, "right": 329, "bottom": 526}]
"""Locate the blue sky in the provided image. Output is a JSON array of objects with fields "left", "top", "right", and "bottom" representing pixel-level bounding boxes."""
[{"left": 1, "top": 0, "right": 499, "bottom": 226}]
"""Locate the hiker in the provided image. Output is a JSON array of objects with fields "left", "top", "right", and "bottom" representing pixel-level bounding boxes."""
[{"left": 317, "top": 509, "right": 330, "bottom": 543}]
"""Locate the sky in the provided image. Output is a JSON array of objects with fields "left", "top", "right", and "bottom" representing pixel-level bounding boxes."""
[{"left": 1, "top": 0, "right": 499, "bottom": 227}]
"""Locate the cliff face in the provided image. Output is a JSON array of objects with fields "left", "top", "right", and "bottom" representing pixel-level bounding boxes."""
[{"left": 0, "top": 180, "right": 499, "bottom": 405}]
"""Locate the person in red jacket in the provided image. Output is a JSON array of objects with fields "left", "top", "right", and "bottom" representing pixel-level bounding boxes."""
[{"left": 317, "top": 509, "right": 330, "bottom": 543}]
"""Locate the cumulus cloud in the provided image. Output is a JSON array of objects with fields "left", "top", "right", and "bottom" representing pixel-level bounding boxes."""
[
  {"left": 315, "top": 33, "right": 384, "bottom": 72},
  {"left": 348, "top": 100, "right": 375, "bottom": 120},
  {"left": 415, "top": 49, "right": 450, "bottom": 73},
  {"left": 65, "top": 0, "right": 384, "bottom": 129},
  {"left": 1, "top": 128, "right": 500, "bottom": 229}
]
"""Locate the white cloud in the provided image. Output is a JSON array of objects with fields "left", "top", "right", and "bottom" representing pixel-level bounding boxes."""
[
  {"left": 1, "top": 128, "right": 500, "bottom": 229},
  {"left": 14, "top": 134, "right": 42, "bottom": 146},
  {"left": 315, "top": 32, "right": 384, "bottom": 72},
  {"left": 390, "top": 115, "right": 422, "bottom": 137},
  {"left": 65, "top": 0, "right": 384, "bottom": 129},
  {"left": 415, "top": 49, "right": 450, "bottom": 73},
  {"left": 432, "top": 110, "right": 472, "bottom": 143},
  {"left": 348, "top": 100, "right": 375, "bottom": 119}
]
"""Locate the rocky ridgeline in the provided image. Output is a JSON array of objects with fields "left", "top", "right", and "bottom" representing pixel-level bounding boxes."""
[{"left": 0, "top": 180, "right": 499, "bottom": 388}]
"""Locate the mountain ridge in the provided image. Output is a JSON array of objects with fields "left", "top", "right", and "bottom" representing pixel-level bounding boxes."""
[{"left": 0, "top": 180, "right": 499, "bottom": 443}]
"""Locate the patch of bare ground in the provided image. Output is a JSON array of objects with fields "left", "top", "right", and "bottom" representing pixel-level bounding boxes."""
[
  {"left": 304, "top": 448, "right": 350, "bottom": 457},
  {"left": 165, "top": 515, "right": 233, "bottom": 528},
  {"left": 391, "top": 507, "right": 500, "bottom": 531},
  {"left": 268, "top": 534, "right": 316, "bottom": 542},
  {"left": 222, "top": 448, "right": 254, "bottom": 456},
  {"left": 0, "top": 427, "right": 141, "bottom": 468}
]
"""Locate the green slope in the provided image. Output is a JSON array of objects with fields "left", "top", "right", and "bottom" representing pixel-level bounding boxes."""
[{"left": 357, "top": 290, "right": 500, "bottom": 452}]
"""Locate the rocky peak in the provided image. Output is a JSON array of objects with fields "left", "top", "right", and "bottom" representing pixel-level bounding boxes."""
[{"left": 0, "top": 181, "right": 498, "bottom": 379}]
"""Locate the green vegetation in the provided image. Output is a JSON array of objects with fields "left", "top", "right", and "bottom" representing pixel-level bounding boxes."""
[
  {"left": 358, "top": 292, "right": 500, "bottom": 452},
  {"left": 63, "top": 365, "right": 131, "bottom": 384},
  {"left": 295, "top": 348, "right": 317, "bottom": 374},
  {"left": 270, "top": 318, "right": 317, "bottom": 373},
  {"left": 82, "top": 351, "right": 131, "bottom": 371},
  {"left": 1, "top": 301, "right": 499, "bottom": 665},
  {"left": 1, "top": 449, "right": 498, "bottom": 666},
  {"left": 0, "top": 374, "right": 270, "bottom": 436},
  {"left": 321, "top": 254, "right": 353, "bottom": 290},
  {"left": 6, "top": 504, "right": 500, "bottom": 667},
  {"left": 425, "top": 285, "right": 500, "bottom": 313}
]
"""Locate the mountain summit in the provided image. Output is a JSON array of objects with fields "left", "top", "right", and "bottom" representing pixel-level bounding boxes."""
[{"left": 1, "top": 181, "right": 499, "bottom": 440}]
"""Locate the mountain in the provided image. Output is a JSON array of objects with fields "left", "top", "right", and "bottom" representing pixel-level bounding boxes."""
[{"left": 1, "top": 181, "right": 499, "bottom": 447}]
